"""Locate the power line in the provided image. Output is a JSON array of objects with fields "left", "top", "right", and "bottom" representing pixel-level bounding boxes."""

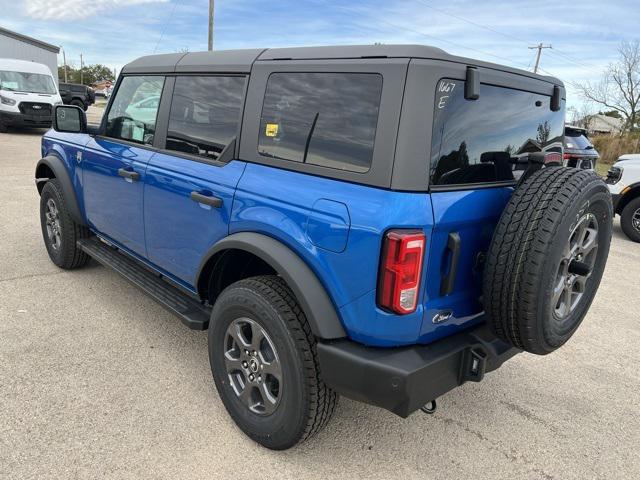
[
  {"left": 153, "top": 0, "right": 181, "bottom": 54},
  {"left": 413, "top": 0, "right": 530, "bottom": 46},
  {"left": 327, "top": 2, "right": 531, "bottom": 69},
  {"left": 411, "top": 0, "right": 600, "bottom": 73}
]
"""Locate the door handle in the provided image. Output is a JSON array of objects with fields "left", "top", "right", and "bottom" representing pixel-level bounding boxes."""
[
  {"left": 190, "top": 191, "right": 223, "bottom": 208},
  {"left": 118, "top": 168, "right": 140, "bottom": 182},
  {"left": 440, "top": 232, "right": 461, "bottom": 296}
]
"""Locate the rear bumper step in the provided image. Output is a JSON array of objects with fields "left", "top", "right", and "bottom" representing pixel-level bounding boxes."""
[
  {"left": 77, "top": 237, "right": 210, "bottom": 330},
  {"left": 317, "top": 325, "right": 519, "bottom": 418}
]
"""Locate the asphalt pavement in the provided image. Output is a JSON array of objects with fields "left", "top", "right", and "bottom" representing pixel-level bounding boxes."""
[{"left": 1, "top": 113, "right": 639, "bottom": 479}]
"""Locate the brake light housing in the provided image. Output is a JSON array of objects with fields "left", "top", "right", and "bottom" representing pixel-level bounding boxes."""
[{"left": 377, "top": 229, "right": 426, "bottom": 315}]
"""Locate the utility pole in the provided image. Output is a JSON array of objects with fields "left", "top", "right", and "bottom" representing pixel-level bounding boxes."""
[
  {"left": 80, "top": 53, "right": 84, "bottom": 85},
  {"left": 61, "top": 47, "right": 68, "bottom": 83},
  {"left": 529, "top": 43, "right": 552, "bottom": 74},
  {"left": 208, "top": 0, "right": 215, "bottom": 51}
]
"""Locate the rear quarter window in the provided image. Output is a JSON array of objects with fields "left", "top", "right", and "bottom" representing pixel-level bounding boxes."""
[
  {"left": 258, "top": 72, "right": 382, "bottom": 173},
  {"left": 564, "top": 130, "right": 592, "bottom": 149},
  {"left": 430, "top": 79, "right": 564, "bottom": 187}
]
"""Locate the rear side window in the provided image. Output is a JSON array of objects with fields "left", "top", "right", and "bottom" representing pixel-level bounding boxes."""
[
  {"left": 166, "top": 76, "right": 246, "bottom": 161},
  {"left": 564, "top": 130, "right": 592, "bottom": 149},
  {"left": 258, "top": 72, "right": 382, "bottom": 173},
  {"left": 430, "top": 80, "right": 564, "bottom": 186},
  {"left": 106, "top": 75, "right": 165, "bottom": 145}
]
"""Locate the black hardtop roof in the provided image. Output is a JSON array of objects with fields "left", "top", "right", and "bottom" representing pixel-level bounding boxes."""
[{"left": 121, "top": 44, "right": 562, "bottom": 86}]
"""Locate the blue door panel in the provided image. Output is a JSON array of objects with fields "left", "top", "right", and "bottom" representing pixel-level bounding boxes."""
[
  {"left": 421, "top": 187, "right": 513, "bottom": 341},
  {"left": 143, "top": 154, "right": 246, "bottom": 286},
  {"left": 82, "top": 137, "right": 154, "bottom": 256}
]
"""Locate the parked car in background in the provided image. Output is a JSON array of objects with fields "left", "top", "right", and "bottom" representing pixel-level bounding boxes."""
[
  {"left": 0, "top": 58, "right": 62, "bottom": 132},
  {"left": 36, "top": 45, "right": 612, "bottom": 450},
  {"left": 564, "top": 125, "right": 599, "bottom": 170},
  {"left": 124, "top": 94, "right": 160, "bottom": 125},
  {"left": 607, "top": 154, "right": 640, "bottom": 242},
  {"left": 59, "top": 83, "right": 95, "bottom": 111}
]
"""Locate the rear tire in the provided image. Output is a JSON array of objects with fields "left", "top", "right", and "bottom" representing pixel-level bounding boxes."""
[
  {"left": 39, "top": 179, "right": 91, "bottom": 269},
  {"left": 0, "top": 121, "right": 7, "bottom": 133},
  {"left": 208, "top": 275, "right": 337, "bottom": 450},
  {"left": 620, "top": 197, "right": 640, "bottom": 243},
  {"left": 484, "top": 167, "right": 612, "bottom": 355},
  {"left": 70, "top": 99, "right": 85, "bottom": 110}
]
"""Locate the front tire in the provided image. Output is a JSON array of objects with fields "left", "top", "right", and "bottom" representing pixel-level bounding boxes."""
[
  {"left": 620, "top": 197, "right": 640, "bottom": 243},
  {"left": 208, "top": 275, "right": 337, "bottom": 450},
  {"left": 39, "top": 179, "right": 91, "bottom": 269}
]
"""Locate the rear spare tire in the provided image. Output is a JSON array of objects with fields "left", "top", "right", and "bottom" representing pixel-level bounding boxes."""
[{"left": 484, "top": 167, "right": 612, "bottom": 355}]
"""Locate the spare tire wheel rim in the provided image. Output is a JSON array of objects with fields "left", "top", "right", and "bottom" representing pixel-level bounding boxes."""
[
  {"left": 45, "top": 198, "right": 62, "bottom": 251},
  {"left": 223, "top": 317, "right": 282, "bottom": 416},
  {"left": 633, "top": 207, "right": 640, "bottom": 232},
  {"left": 553, "top": 213, "right": 599, "bottom": 320}
]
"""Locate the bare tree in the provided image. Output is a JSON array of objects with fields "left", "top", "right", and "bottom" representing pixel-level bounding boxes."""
[
  {"left": 567, "top": 103, "right": 595, "bottom": 129},
  {"left": 574, "top": 40, "right": 640, "bottom": 132}
]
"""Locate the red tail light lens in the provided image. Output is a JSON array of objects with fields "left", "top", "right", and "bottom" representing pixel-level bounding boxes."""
[{"left": 377, "top": 230, "right": 426, "bottom": 314}]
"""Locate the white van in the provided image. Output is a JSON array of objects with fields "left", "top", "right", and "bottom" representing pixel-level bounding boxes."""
[{"left": 0, "top": 58, "right": 62, "bottom": 132}]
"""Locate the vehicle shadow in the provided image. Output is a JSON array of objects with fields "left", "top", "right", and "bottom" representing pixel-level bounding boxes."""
[{"left": 3, "top": 127, "right": 49, "bottom": 137}]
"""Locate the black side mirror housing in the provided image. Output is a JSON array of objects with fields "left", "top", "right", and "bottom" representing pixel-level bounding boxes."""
[{"left": 53, "top": 105, "right": 87, "bottom": 134}]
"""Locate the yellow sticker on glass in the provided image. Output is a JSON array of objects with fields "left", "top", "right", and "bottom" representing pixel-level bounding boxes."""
[{"left": 265, "top": 123, "right": 279, "bottom": 137}]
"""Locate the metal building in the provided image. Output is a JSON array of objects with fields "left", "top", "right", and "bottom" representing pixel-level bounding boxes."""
[{"left": 0, "top": 27, "right": 60, "bottom": 85}]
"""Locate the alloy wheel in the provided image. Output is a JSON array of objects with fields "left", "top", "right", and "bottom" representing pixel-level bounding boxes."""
[
  {"left": 45, "top": 198, "right": 62, "bottom": 251},
  {"left": 552, "top": 213, "right": 599, "bottom": 320},
  {"left": 223, "top": 317, "right": 282, "bottom": 415},
  {"left": 632, "top": 208, "right": 640, "bottom": 233}
]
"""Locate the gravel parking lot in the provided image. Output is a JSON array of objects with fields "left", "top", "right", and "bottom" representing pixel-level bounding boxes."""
[{"left": 1, "top": 111, "right": 639, "bottom": 479}]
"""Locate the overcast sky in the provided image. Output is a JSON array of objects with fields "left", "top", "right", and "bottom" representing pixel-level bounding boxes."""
[{"left": 1, "top": 0, "right": 638, "bottom": 109}]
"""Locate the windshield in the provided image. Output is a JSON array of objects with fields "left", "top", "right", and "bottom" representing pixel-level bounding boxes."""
[
  {"left": 430, "top": 79, "right": 565, "bottom": 186},
  {"left": 0, "top": 70, "right": 57, "bottom": 94}
]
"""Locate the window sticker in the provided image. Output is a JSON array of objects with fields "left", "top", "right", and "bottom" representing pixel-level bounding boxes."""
[
  {"left": 132, "top": 124, "right": 144, "bottom": 142},
  {"left": 265, "top": 123, "right": 279, "bottom": 137}
]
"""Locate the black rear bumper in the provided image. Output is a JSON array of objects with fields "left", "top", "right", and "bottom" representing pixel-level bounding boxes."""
[{"left": 317, "top": 325, "right": 519, "bottom": 417}]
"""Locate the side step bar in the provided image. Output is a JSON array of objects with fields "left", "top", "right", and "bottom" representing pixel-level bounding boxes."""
[{"left": 77, "top": 237, "right": 210, "bottom": 330}]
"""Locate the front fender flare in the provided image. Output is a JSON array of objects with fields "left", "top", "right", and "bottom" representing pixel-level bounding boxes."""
[
  {"left": 198, "top": 232, "right": 347, "bottom": 340},
  {"left": 35, "top": 155, "right": 85, "bottom": 225}
]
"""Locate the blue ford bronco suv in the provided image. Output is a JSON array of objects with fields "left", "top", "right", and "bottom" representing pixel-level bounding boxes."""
[{"left": 36, "top": 45, "right": 612, "bottom": 449}]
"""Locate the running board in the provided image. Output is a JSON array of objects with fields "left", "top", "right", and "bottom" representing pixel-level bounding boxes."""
[{"left": 77, "top": 237, "right": 210, "bottom": 330}]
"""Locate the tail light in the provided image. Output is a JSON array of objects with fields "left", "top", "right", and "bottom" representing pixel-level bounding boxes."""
[{"left": 377, "top": 230, "right": 425, "bottom": 314}]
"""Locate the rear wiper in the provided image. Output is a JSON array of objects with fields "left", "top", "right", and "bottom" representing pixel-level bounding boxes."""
[{"left": 302, "top": 112, "right": 319, "bottom": 164}]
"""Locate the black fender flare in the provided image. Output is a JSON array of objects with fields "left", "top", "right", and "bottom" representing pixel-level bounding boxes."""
[
  {"left": 197, "top": 232, "right": 347, "bottom": 340},
  {"left": 35, "top": 155, "right": 86, "bottom": 225},
  {"left": 616, "top": 181, "right": 640, "bottom": 214}
]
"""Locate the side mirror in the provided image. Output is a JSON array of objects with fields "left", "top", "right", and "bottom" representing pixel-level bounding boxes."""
[{"left": 53, "top": 105, "right": 87, "bottom": 134}]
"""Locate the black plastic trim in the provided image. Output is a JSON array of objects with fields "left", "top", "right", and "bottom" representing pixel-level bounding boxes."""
[
  {"left": 197, "top": 232, "right": 346, "bottom": 339},
  {"left": 317, "top": 324, "right": 519, "bottom": 417},
  {"left": 77, "top": 237, "right": 211, "bottom": 330},
  {"left": 440, "top": 232, "right": 461, "bottom": 296},
  {"left": 464, "top": 67, "right": 479, "bottom": 100},
  {"left": 35, "top": 156, "right": 85, "bottom": 225}
]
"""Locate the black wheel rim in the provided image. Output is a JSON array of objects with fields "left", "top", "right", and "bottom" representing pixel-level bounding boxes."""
[
  {"left": 223, "top": 317, "right": 282, "bottom": 416},
  {"left": 633, "top": 208, "right": 640, "bottom": 233},
  {"left": 552, "top": 213, "right": 599, "bottom": 320},
  {"left": 45, "top": 198, "right": 62, "bottom": 251}
]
